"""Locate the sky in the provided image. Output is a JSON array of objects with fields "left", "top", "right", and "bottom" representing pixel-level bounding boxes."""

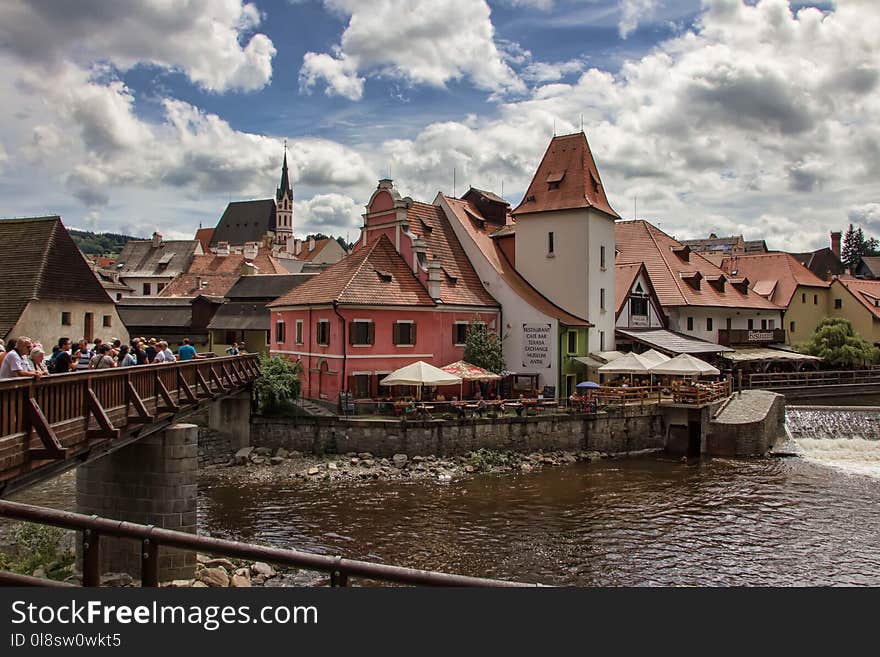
[{"left": 0, "top": 0, "right": 876, "bottom": 251}]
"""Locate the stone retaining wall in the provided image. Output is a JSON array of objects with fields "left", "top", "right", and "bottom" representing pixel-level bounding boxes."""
[{"left": 251, "top": 409, "right": 665, "bottom": 458}]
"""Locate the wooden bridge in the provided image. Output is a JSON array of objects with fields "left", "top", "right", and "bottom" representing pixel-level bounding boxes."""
[{"left": 0, "top": 355, "right": 259, "bottom": 497}]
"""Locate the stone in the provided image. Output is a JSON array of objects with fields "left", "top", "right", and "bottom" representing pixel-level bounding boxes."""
[
  {"left": 275, "top": 447, "right": 290, "bottom": 459},
  {"left": 169, "top": 579, "right": 193, "bottom": 588},
  {"left": 197, "top": 567, "right": 229, "bottom": 587},
  {"left": 254, "top": 447, "right": 272, "bottom": 457},
  {"left": 203, "top": 558, "right": 236, "bottom": 571},
  {"left": 270, "top": 457, "right": 284, "bottom": 465},
  {"left": 350, "top": 457, "right": 360, "bottom": 466},
  {"left": 520, "top": 463, "right": 533, "bottom": 472},
  {"left": 308, "top": 466, "right": 320, "bottom": 476},
  {"left": 438, "top": 473, "right": 452, "bottom": 482},
  {"left": 251, "top": 456, "right": 267, "bottom": 465},
  {"left": 412, "top": 456, "right": 424, "bottom": 463},
  {"left": 290, "top": 451, "right": 303, "bottom": 459},
  {"left": 101, "top": 572, "right": 133, "bottom": 587},
  {"left": 234, "top": 447, "right": 254, "bottom": 465},
  {"left": 32, "top": 567, "right": 46, "bottom": 579},
  {"left": 192, "top": 581, "right": 209, "bottom": 588},
  {"left": 357, "top": 452, "right": 373, "bottom": 459},
  {"left": 231, "top": 573, "right": 251, "bottom": 587},
  {"left": 251, "top": 562, "right": 276, "bottom": 578},
  {"left": 392, "top": 454, "right": 408, "bottom": 468},
  {"left": 328, "top": 462, "right": 338, "bottom": 471},
  {"left": 464, "top": 465, "right": 475, "bottom": 473},
  {"left": 361, "top": 459, "right": 374, "bottom": 468}
]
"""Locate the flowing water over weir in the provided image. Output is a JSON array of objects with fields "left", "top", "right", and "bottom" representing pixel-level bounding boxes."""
[
  {"left": 785, "top": 406, "right": 880, "bottom": 478},
  {"left": 9, "top": 452, "right": 880, "bottom": 586}
]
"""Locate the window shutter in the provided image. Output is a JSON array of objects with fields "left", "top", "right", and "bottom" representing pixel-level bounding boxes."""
[
  {"left": 347, "top": 375, "right": 355, "bottom": 394},
  {"left": 367, "top": 321, "right": 375, "bottom": 345},
  {"left": 393, "top": 323, "right": 400, "bottom": 345},
  {"left": 349, "top": 321, "right": 355, "bottom": 345},
  {"left": 411, "top": 322, "right": 417, "bottom": 345}
]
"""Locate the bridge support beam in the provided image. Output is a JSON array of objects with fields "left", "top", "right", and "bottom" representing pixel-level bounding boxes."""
[
  {"left": 76, "top": 423, "right": 198, "bottom": 583},
  {"left": 208, "top": 391, "right": 251, "bottom": 451}
]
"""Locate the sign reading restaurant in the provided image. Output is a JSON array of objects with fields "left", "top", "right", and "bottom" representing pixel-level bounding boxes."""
[{"left": 523, "top": 323, "right": 552, "bottom": 369}]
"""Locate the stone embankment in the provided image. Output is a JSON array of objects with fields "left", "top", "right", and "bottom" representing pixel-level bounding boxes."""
[{"left": 204, "top": 444, "right": 662, "bottom": 487}]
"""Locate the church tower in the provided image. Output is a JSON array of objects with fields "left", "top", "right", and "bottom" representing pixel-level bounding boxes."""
[{"left": 275, "top": 143, "right": 294, "bottom": 243}]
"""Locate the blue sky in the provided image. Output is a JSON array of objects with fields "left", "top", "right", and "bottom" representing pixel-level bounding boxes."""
[{"left": 0, "top": 0, "right": 875, "bottom": 251}]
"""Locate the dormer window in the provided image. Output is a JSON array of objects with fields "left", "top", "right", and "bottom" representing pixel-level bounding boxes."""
[
  {"left": 546, "top": 171, "right": 565, "bottom": 191},
  {"left": 672, "top": 245, "right": 691, "bottom": 261},
  {"left": 730, "top": 277, "right": 750, "bottom": 293},
  {"left": 589, "top": 171, "right": 599, "bottom": 194},
  {"left": 706, "top": 274, "right": 726, "bottom": 292},
  {"left": 681, "top": 271, "right": 702, "bottom": 290},
  {"left": 376, "top": 269, "right": 393, "bottom": 283}
]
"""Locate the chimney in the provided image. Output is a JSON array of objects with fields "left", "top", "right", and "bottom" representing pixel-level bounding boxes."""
[
  {"left": 151, "top": 232, "right": 162, "bottom": 248},
  {"left": 285, "top": 235, "right": 296, "bottom": 256},
  {"left": 308, "top": 237, "right": 316, "bottom": 252},
  {"left": 216, "top": 241, "right": 229, "bottom": 257},
  {"left": 295, "top": 239, "right": 302, "bottom": 256},
  {"left": 830, "top": 231, "right": 842, "bottom": 258},
  {"left": 243, "top": 241, "right": 258, "bottom": 260},
  {"left": 427, "top": 258, "right": 442, "bottom": 300}
]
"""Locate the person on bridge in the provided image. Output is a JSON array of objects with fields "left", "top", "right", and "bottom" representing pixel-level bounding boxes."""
[
  {"left": 29, "top": 344, "right": 50, "bottom": 376},
  {"left": 0, "top": 337, "right": 41, "bottom": 379},
  {"left": 177, "top": 338, "right": 201, "bottom": 361},
  {"left": 51, "top": 338, "right": 75, "bottom": 374},
  {"left": 75, "top": 339, "right": 92, "bottom": 371},
  {"left": 145, "top": 338, "right": 158, "bottom": 363}
]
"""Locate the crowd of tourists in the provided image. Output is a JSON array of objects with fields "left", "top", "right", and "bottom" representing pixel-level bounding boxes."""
[{"left": 0, "top": 335, "right": 222, "bottom": 380}]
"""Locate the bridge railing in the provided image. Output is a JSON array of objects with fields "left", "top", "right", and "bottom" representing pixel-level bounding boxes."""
[
  {"left": 0, "top": 500, "right": 538, "bottom": 588},
  {"left": 0, "top": 355, "right": 260, "bottom": 489},
  {"left": 747, "top": 368, "right": 880, "bottom": 389}
]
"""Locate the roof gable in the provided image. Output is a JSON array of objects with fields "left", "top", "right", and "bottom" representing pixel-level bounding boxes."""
[
  {"left": 117, "top": 239, "right": 199, "bottom": 277},
  {"left": 721, "top": 252, "right": 829, "bottom": 307},
  {"left": 512, "top": 133, "right": 620, "bottom": 218}
]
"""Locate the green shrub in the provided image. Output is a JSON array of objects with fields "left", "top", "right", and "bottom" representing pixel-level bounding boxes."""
[
  {"left": 253, "top": 354, "right": 303, "bottom": 415},
  {"left": 468, "top": 449, "right": 522, "bottom": 471},
  {"left": 3, "top": 523, "right": 73, "bottom": 579}
]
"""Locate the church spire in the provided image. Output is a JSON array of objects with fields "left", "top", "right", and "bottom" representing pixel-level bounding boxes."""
[{"left": 276, "top": 139, "right": 291, "bottom": 201}]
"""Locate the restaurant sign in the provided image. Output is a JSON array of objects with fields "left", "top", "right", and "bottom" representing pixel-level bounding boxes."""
[
  {"left": 747, "top": 330, "right": 774, "bottom": 342},
  {"left": 523, "top": 323, "right": 552, "bottom": 369}
]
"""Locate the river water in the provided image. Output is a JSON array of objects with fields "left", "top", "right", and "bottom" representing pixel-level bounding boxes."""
[{"left": 9, "top": 408, "right": 880, "bottom": 586}]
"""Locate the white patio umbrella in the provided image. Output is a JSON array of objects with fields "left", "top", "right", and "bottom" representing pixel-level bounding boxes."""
[
  {"left": 649, "top": 353, "right": 720, "bottom": 377},
  {"left": 379, "top": 361, "right": 462, "bottom": 399},
  {"left": 639, "top": 349, "right": 671, "bottom": 368},
  {"left": 598, "top": 352, "right": 652, "bottom": 384}
]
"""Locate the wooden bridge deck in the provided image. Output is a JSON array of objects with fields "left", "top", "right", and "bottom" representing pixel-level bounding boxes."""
[{"left": 0, "top": 355, "right": 259, "bottom": 496}]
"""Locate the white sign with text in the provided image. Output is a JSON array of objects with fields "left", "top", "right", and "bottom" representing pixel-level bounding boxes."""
[{"left": 522, "top": 323, "right": 552, "bottom": 369}]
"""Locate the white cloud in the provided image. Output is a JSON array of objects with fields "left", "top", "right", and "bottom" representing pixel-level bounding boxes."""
[
  {"left": 297, "top": 193, "right": 364, "bottom": 235},
  {"left": 618, "top": 0, "right": 658, "bottom": 38},
  {"left": 0, "top": 0, "right": 275, "bottom": 92},
  {"left": 522, "top": 58, "right": 589, "bottom": 83},
  {"left": 300, "top": 0, "right": 525, "bottom": 98}
]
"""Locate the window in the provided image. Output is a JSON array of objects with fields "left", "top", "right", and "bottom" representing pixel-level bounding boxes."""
[
  {"left": 768, "top": 319, "right": 775, "bottom": 329},
  {"left": 157, "top": 282, "right": 166, "bottom": 293},
  {"left": 687, "top": 317, "right": 694, "bottom": 331},
  {"left": 814, "top": 295, "right": 818, "bottom": 305},
  {"left": 600, "top": 245, "right": 606, "bottom": 269},
  {"left": 349, "top": 320, "right": 374, "bottom": 346},
  {"left": 599, "top": 330, "right": 605, "bottom": 351},
  {"left": 316, "top": 320, "right": 330, "bottom": 346},
  {"left": 748, "top": 319, "right": 754, "bottom": 330},
  {"left": 265, "top": 331, "right": 270, "bottom": 346},
  {"left": 631, "top": 297, "right": 648, "bottom": 317},
  {"left": 61, "top": 312, "right": 71, "bottom": 326},
  {"left": 790, "top": 321, "right": 796, "bottom": 333},
  {"left": 102, "top": 315, "right": 112, "bottom": 328},
  {"left": 600, "top": 288, "right": 606, "bottom": 311},
  {"left": 567, "top": 331, "right": 577, "bottom": 354},
  {"left": 116, "top": 293, "right": 122, "bottom": 301},
  {"left": 726, "top": 317, "right": 732, "bottom": 330},
  {"left": 802, "top": 293, "right": 806, "bottom": 303},
  {"left": 351, "top": 374, "right": 371, "bottom": 399},
  {"left": 394, "top": 321, "right": 416, "bottom": 346},
  {"left": 453, "top": 322, "right": 468, "bottom": 346},
  {"left": 225, "top": 331, "right": 238, "bottom": 345},
  {"left": 142, "top": 283, "right": 151, "bottom": 295},
  {"left": 706, "top": 317, "right": 713, "bottom": 332},
  {"left": 547, "top": 232, "right": 554, "bottom": 256},
  {"left": 275, "top": 320, "right": 285, "bottom": 343},
  {"left": 834, "top": 299, "right": 842, "bottom": 309},
  {"left": 295, "top": 320, "right": 303, "bottom": 345},
  {"left": 761, "top": 319, "right": 768, "bottom": 330}
]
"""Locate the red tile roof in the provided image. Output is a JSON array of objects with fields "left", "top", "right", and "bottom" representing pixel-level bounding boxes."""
[
  {"left": 443, "top": 195, "right": 589, "bottom": 326},
  {"left": 512, "top": 133, "right": 620, "bottom": 219},
  {"left": 615, "top": 220, "right": 781, "bottom": 310},
  {"left": 297, "top": 238, "right": 333, "bottom": 261},
  {"left": 720, "top": 252, "right": 830, "bottom": 307},
  {"left": 269, "top": 234, "right": 436, "bottom": 307},
  {"left": 404, "top": 201, "right": 498, "bottom": 307},
  {"left": 615, "top": 263, "right": 643, "bottom": 315},
  {"left": 158, "top": 273, "right": 240, "bottom": 298},
  {"left": 186, "top": 251, "right": 287, "bottom": 275},
  {"left": 194, "top": 227, "right": 215, "bottom": 252},
  {"left": 835, "top": 277, "right": 880, "bottom": 320}
]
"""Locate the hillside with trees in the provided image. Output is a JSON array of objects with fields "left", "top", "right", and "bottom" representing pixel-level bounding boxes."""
[{"left": 69, "top": 229, "right": 143, "bottom": 256}]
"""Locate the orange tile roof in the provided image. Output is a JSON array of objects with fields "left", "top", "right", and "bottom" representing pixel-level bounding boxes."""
[
  {"left": 720, "top": 252, "right": 830, "bottom": 307},
  {"left": 512, "top": 133, "right": 620, "bottom": 219},
  {"left": 835, "top": 277, "right": 880, "bottom": 320},
  {"left": 615, "top": 220, "right": 781, "bottom": 310},
  {"left": 269, "top": 234, "right": 436, "bottom": 307},
  {"left": 186, "top": 250, "right": 286, "bottom": 275},
  {"left": 297, "top": 238, "right": 332, "bottom": 261},
  {"left": 194, "top": 227, "right": 215, "bottom": 252},
  {"left": 443, "top": 195, "right": 589, "bottom": 325},
  {"left": 158, "top": 273, "right": 240, "bottom": 298},
  {"left": 615, "top": 263, "right": 643, "bottom": 315},
  {"left": 404, "top": 200, "right": 498, "bottom": 307}
]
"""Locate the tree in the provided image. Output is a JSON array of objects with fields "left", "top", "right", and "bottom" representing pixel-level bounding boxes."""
[
  {"left": 463, "top": 322, "right": 505, "bottom": 374},
  {"left": 797, "top": 317, "right": 880, "bottom": 367},
  {"left": 253, "top": 354, "right": 303, "bottom": 414},
  {"left": 841, "top": 224, "right": 858, "bottom": 269}
]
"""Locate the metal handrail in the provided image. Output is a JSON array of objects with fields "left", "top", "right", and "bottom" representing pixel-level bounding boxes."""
[{"left": 0, "top": 500, "right": 539, "bottom": 588}]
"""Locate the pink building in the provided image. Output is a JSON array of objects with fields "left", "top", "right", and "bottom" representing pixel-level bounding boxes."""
[{"left": 268, "top": 180, "right": 500, "bottom": 401}]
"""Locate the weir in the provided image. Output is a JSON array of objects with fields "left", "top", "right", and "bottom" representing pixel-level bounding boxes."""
[{"left": 784, "top": 405, "right": 880, "bottom": 478}]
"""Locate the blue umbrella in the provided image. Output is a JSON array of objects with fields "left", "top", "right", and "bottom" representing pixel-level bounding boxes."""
[{"left": 576, "top": 381, "right": 601, "bottom": 389}]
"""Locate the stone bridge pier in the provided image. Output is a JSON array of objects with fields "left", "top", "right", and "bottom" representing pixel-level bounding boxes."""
[{"left": 75, "top": 423, "right": 199, "bottom": 583}]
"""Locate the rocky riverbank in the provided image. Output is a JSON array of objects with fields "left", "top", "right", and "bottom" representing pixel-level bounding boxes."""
[{"left": 202, "top": 445, "right": 664, "bottom": 487}]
